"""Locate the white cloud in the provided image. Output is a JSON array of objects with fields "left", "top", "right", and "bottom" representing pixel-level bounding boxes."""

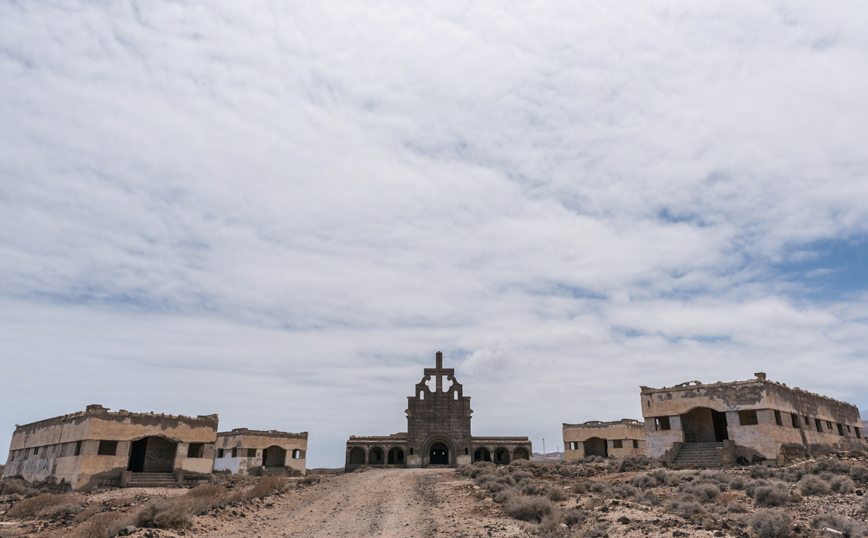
[{"left": 1, "top": 0, "right": 867, "bottom": 466}]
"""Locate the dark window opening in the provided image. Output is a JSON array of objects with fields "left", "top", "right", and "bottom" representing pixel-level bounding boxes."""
[
  {"left": 827, "top": 421, "right": 833, "bottom": 430},
  {"left": 247, "top": 448, "right": 257, "bottom": 457},
  {"left": 231, "top": 447, "right": 238, "bottom": 458},
  {"left": 837, "top": 423, "right": 844, "bottom": 436},
  {"left": 217, "top": 449, "right": 225, "bottom": 458},
  {"left": 632, "top": 440, "right": 639, "bottom": 449},
  {"left": 613, "top": 440, "right": 623, "bottom": 449},
  {"left": 791, "top": 414, "right": 800, "bottom": 428},
  {"left": 409, "top": 448, "right": 413, "bottom": 455},
  {"left": 98, "top": 441, "right": 118, "bottom": 456},
  {"left": 187, "top": 443, "right": 204, "bottom": 458},
  {"left": 815, "top": 419, "right": 823, "bottom": 433},
  {"left": 804, "top": 417, "right": 810, "bottom": 427},
  {"left": 739, "top": 410, "right": 759, "bottom": 426},
  {"left": 774, "top": 411, "right": 782, "bottom": 426},
  {"left": 655, "top": 417, "right": 671, "bottom": 431},
  {"left": 465, "top": 448, "right": 469, "bottom": 455},
  {"left": 856, "top": 428, "right": 862, "bottom": 439},
  {"left": 74, "top": 441, "right": 82, "bottom": 456},
  {"left": 847, "top": 425, "right": 852, "bottom": 433}
]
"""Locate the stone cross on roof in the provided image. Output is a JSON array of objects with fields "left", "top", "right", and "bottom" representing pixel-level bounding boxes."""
[{"left": 424, "top": 351, "right": 455, "bottom": 392}]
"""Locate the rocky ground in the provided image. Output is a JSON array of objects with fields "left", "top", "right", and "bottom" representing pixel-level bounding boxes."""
[{"left": 1, "top": 455, "right": 867, "bottom": 538}]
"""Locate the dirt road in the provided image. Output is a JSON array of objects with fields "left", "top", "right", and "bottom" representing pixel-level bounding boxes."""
[{"left": 191, "top": 468, "right": 529, "bottom": 538}]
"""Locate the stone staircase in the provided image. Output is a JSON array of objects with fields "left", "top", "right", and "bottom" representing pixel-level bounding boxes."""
[
  {"left": 264, "top": 467, "right": 290, "bottom": 477},
  {"left": 127, "top": 472, "right": 179, "bottom": 487},
  {"left": 670, "top": 443, "right": 724, "bottom": 468}
]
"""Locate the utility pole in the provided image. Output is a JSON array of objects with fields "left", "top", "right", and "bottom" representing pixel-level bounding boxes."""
[{"left": 542, "top": 438, "right": 546, "bottom": 456}]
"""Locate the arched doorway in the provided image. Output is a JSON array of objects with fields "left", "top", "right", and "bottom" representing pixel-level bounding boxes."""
[
  {"left": 584, "top": 437, "right": 608, "bottom": 457},
  {"left": 493, "top": 447, "right": 510, "bottom": 465},
  {"left": 263, "top": 445, "right": 286, "bottom": 467},
  {"left": 128, "top": 436, "right": 177, "bottom": 473},
  {"left": 430, "top": 442, "right": 449, "bottom": 465},
  {"left": 387, "top": 447, "right": 405, "bottom": 464},
  {"left": 473, "top": 447, "right": 491, "bottom": 462},
  {"left": 368, "top": 447, "right": 384, "bottom": 464},
  {"left": 681, "top": 407, "right": 728, "bottom": 443},
  {"left": 513, "top": 447, "right": 529, "bottom": 460},
  {"left": 349, "top": 447, "right": 365, "bottom": 464}
]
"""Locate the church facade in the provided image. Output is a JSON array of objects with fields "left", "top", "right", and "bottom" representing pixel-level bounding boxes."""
[{"left": 346, "top": 352, "right": 532, "bottom": 469}]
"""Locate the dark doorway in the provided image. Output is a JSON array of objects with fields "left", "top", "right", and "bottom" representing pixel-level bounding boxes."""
[
  {"left": 682, "top": 407, "right": 729, "bottom": 443},
  {"left": 387, "top": 447, "right": 404, "bottom": 464},
  {"left": 493, "top": 447, "right": 510, "bottom": 464},
  {"left": 430, "top": 442, "right": 448, "bottom": 465},
  {"left": 368, "top": 447, "right": 384, "bottom": 465},
  {"left": 263, "top": 445, "right": 286, "bottom": 467},
  {"left": 473, "top": 447, "right": 491, "bottom": 462},
  {"left": 349, "top": 447, "right": 365, "bottom": 464},
  {"left": 127, "top": 436, "right": 176, "bottom": 473},
  {"left": 584, "top": 437, "right": 608, "bottom": 458}
]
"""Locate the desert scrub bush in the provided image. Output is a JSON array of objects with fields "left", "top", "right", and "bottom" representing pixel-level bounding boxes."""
[
  {"left": 587, "top": 481, "right": 611, "bottom": 495},
  {"left": 511, "top": 471, "right": 533, "bottom": 484},
  {"left": 244, "top": 476, "right": 287, "bottom": 498},
  {"left": 610, "top": 484, "right": 639, "bottom": 500},
  {"left": 562, "top": 507, "right": 587, "bottom": 527},
  {"left": 775, "top": 466, "right": 805, "bottom": 483},
  {"left": 580, "top": 456, "right": 605, "bottom": 464},
  {"left": 546, "top": 487, "right": 568, "bottom": 502},
  {"left": 850, "top": 465, "right": 868, "bottom": 483},
  {"left": 298, "top": 475, "right": 320, "bottom": 485},
  {"left": 519, "top": 479, "right": 550, "bottom": 496},
  {"left": 669, "top": 497, "right": 706, "bottom": 518},
  {"left": 749, "top": 509, "right": 793, "bottom": 538},
  {"left": 0, "top": 477, "right": 27, "bottom": 495},
  {"left": 699, "top": 471, "right": 730, "bottom": 485},
  {"left": 750, "top": 466, "right": 773, "bottom": 479},
  {"left": 629, "top": 473, "right": 659, "bottom": 490},
  {"left": 798, "top": 474, "right": 831, "bottom": 496},
  {"left": 637, "top": 490, "right": 660, "bottom": 506},
  {"left": 617, "top": 455, "right": 649, "bottom": 472},
  {"left": 7, "top": 493, "right": 81, "bottom": 519},
  {"left": 138, "top": 485, "right": 229, "bottom": 529},
  {"left": 666, "top": 474, "right": 682, "bottom": 487},
  {"left": 752, "top": 482, "right": 789, "bottom": 507},
  {"left": 677, "top": 482, "right": 720, "bottom": 504},
  {"left": 810, "top": 514, "right": 867, "bottom": 537},
  {"left": 76, "top": 510, "right": 137, "bottom": 538},
  {"left": 503, "top": 495, "right": 556, "bottom": 522},
  {"left": 494, "top": 487, "right": 518, "bottom": 504},
  {"left": 581, "top": 522, "right": 610, "bottom": 538},
  {"left": 830, "top": 475, "right": 857, "bottom": 494},
  {"left": 811, "top": 458, "right": 850, "bottom": 475},
  {"left": 570, "top": 481, "right": 587, "bottom": 494},
  {"left": 729, "top": 477, "right": 745, "bottom": 490}
]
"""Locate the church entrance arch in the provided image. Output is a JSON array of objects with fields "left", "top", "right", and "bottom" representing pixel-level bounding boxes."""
[{"left": 430, "top": 442, "right": 449, "bottom": 465}]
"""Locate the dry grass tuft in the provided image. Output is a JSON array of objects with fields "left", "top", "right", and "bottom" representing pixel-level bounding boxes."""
[
  {"left": 7, "top": 493, "right": 81, "bottom": 519},
  {"left": 76, "top": 511, "right": 136, "bottom": 538}
]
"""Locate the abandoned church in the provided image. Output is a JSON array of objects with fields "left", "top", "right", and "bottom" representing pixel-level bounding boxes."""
[
  {"left": 1, "top": 405, "right": 217, "bottom": 490},
  {"left": 346, "top": 352, "right": 532, "bottom": 469},
  {"left": 642, "top": 373, "right": 866, "bottom": 467}
]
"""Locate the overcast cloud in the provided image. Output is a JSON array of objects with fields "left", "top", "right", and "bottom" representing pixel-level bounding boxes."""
[{"left": 1, "top": 0, "right": 867, "bottom": 467}]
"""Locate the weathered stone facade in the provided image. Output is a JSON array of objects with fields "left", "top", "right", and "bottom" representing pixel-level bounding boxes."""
[
  {"left": 642, "top": 373, "right": 866, "bottom": 466},
  {"left": 1, "top": 405, "right": 217, "bottom": 490},
  {"left": 214, "top": 429, "right": 307, "bottom": 476},
  {"left": 562, "top": 419, "right": 646, "bottom": 461},
  {"left": 346, "top": 352, "right": 532, "bottom": 470}
]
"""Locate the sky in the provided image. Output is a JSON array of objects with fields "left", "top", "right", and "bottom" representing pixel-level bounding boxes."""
[{"left": 1, "top": 0, "right": 867, "bottom": 469}]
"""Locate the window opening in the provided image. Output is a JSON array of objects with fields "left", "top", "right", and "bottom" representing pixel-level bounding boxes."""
[
  {"left": 815, "top": 419, "right": 823, "bottom": 433},
  {"left": 217, "top": 449, "right": 224, "bottom": 458},
  {"left": 247, "top": 448, "right": 257, "bottom": 457},
  {"left": 774, "top": 411, "right": 782, "bottom": 426},
  {"left": 187, "top": 443, "right": 204, "bottom": 458},
  {"left": 655, "top": 417, "right": 671, "bottom": 431},
  {"left": 74, "top": 441, "right": 82, "bottom": 456},
  {"left": 738, "top": 410, "right": 759, "bottom": 426},
  {"left": 791, "top": 414, "right": 800, "bottom": 428},
  {"left": 231, "top": 447, "right": 238, "bottom": 458},
  {"left": 98, "top": 441, "right": 118, "bottom": 456},
  {"left": 837, "top": 423, "right": 844, "bottom": 436},
  {"left": 613, "top": 440, "right": 623, "bottom": 449},
  {"left": 632, "top": 440, "right": 639, "bottom": 449}
]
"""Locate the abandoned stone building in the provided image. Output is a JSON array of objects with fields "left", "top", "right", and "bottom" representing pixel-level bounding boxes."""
[
  {"left": 642, "top": 373, "right": 866, "bottom": 467},
  {"left": 1, "top": 405, "right": 217, "bottom": 490},
  {"left": 562, "top": 419, "right": 646, "bottom": 461},
  {"left": 346, "top": 352, "right": 532, "bottom": 469},
  {"left": 214, "top": 429, "right": 307, "bottom": 476}
]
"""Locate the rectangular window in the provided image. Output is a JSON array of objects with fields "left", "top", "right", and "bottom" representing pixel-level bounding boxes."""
[
  {"left": 655, "top": 417, "right": 671, "bottom": 431},
  {"left": 805, "top": 417, "right": 810, "bottom": 427},
  {"left": 613, "top": 440, "right": 623, "bottom": 449},
  {"left": 187, "top": 443, "right": 204, "bottom": 458},
  {"left": 837, "top": 424, "right": 844, "bottom": 436},
  {"left": 856, "top": 428, "right": 862, "bottom": 439},
  {"left": 847, "top": 425, "right": 852, "bottom": 433},
  {"left": 827, "top": 421, "right": 833, "bottom": 430},
  {"left": 97, "top": 441, "right": 118, "bottom": 456},
  {"left": 791, "top": 414, "right": 800, "bottom": 428},
  {"left": 739, "top": 410, "right": 759, "bottom": 426},
  {"left": 815, "top": 419, "right": 823, "bottom": 433},
  {"left": 774, "top": 411, "right": 782, "bottom": 426},
  {"left": 231, "top": 447, "right": 238, "bottom": 458},
  {"left": 247, "top": 448, "right": 256, "bottom": 457},
  {"left": 632, "top": 440, "right": 639, "bottom": 449}
]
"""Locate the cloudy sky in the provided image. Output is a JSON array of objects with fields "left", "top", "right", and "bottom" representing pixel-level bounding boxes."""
[{"left": 1, "top": 0, "right": 867, "bottom": 468}]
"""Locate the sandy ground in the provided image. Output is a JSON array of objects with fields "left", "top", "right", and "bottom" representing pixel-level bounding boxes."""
[{"left": 189, "top": 468, "right": 528, "bottom": 538}]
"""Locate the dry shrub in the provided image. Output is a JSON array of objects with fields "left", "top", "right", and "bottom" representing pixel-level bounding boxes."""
[
  {"left": 587, "top": 481, "right": 611, "bottom": 495},
  {"left": 244, "top": 476, "right": 287, "bottom": 499},
  {"left": 0, "top": 477, "right": 28, "bottom": 495},
  {"left": 637, "top": 490, "right": 660, "bottom": 506},
  {"left": 669, "top": 497, "right": 706, "bottom": 518},
  {"left": 617, "top": 456, "right": 649, "bottom": 472},
  {"left": 810, "top": 514, "right": 867, "bottom": 537},
  {"left": 7, "top": 493, "right": 81, "bottom": 519},
  {"left": 750, "top": 466, "right": 773, "bottom": 479},
  {"left": 850, "top": 465, "right": 868, "bottom": 483},
  {"left": 494, "top": 487, "right": 518, "bottom": 503},
  {"left": 511, "top": 471, "right": 533, "bottom": 483},
  {"left": 729, "top": 477, "right": 745, "bottom": 490},
  {"left": 582, "top": 522, "right": 610, "bottom": 538},
  {"left": 562, "top": 507, "right": 587, "bottom": 526},
  {"left": 76, "top": 511, "right": 136, "bottom": 538},
  {"left": 72, "top": 504, "right": 102, "bottom": 524},
  {"left": 138, "top": 485, "right": 228, "bottom": 529},
  {"left": 666, "top": 474, "right": 682, "bottom": 487},
  {"left": 630, "top": 474, "right": 658, "bottom": 489},
  {"left": 752, "top": 483, "right": 789, "bottom": 507},
  {"left": 811, "top": 458, "right": 850, "bottom": 475},
  {"left": 546, "top": 487, "right": 568, "bottom": 502},
  {"left": 749, "top": 509, "right": 792, "bottom": 538},
  {"left": 678, "top": 483, "right": 720, "bottom": 504},
  {"left": 610, "top": 484, "right": 639, "bottom": 500},
  {"left": 798, "top": 474, "right": 831, "bottom": 496},
  {"left": 519, "top": 479, "right": 549, "bottom": 496},
  {"left": 830, "top": 476, "right": 856, "bottom": 494},
  {"left": 570, "top": 481, "right": 587, "bottom": 494},
  {"left": 504, "top": 495, "right": 555, "bottom": 522},
  {"left": 298, "top": 475, "right": 320, "bottom": 485}
]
